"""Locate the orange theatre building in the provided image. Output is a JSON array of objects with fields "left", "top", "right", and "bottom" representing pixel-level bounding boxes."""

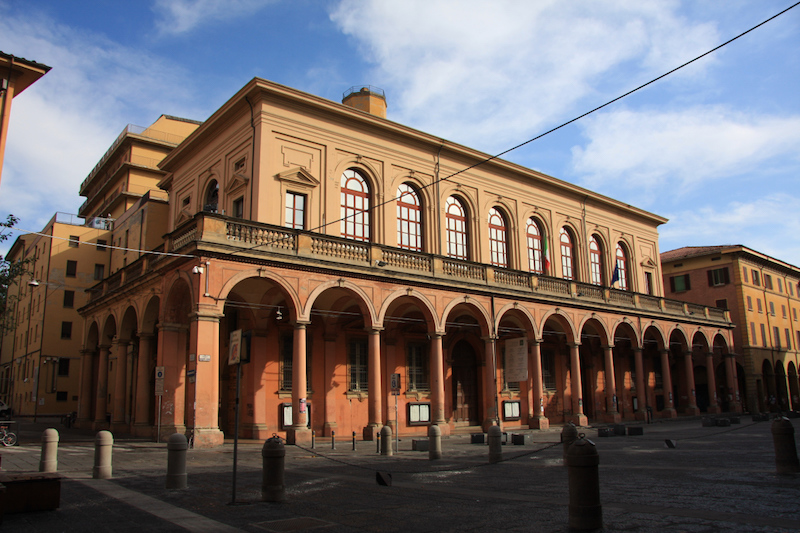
[{"left": 77, "top": 79, "right": 736, "bottom": 447}]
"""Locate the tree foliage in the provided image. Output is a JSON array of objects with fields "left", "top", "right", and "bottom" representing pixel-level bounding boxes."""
[{"left": 0, "top": 214, "right": 30, "bottom": 334}]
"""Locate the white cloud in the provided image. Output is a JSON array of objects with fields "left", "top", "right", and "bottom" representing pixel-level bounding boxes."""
[
  {"left": 152, "top": 0, "right": 278, "bottom": 35},
  {"left": 330, "top": 0, "right": 719, "bottom": 151},
  {"left": 570, "top": 106, "right": 800, "bottom": 205},
  {"left": 0, "top": 8, "right": 203, "bottom": 241},
  {"left": 660, "top": 194, "right": 800, "bottom": 267}
]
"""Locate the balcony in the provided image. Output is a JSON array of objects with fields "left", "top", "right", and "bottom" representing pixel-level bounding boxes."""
[{"left": 86, "top": 214, "right": 731, "bottom": 326}]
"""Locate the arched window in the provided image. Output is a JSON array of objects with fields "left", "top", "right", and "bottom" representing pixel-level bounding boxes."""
[
  {"left": 614, "top": 243, "right": 629, "bottom": 290},
  {"left": 397, "top": 183, "right": 422, "bottom": 251},
  {"left": 445, "top": 196, "right": 468, "bottom": 260},
  {"left": 560, "top": 227, "right": 574, "bottom": 281},
  {"left": 589, "top": 235, "right": 604, "bottom": 286},
  {"left": 488, "top": 207, "right": 508, "bottom": 268},
  {"left": 204, "top": 180, "right": 219, "bottom": 213},
  {"left": 526, "top": 218, "right": 545, "bottom": 274},
  {"left": 340, "top": 169, "right": 370, "bottom": 241}
]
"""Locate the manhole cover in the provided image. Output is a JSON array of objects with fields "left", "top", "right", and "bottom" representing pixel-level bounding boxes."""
[{"left": 252, "top": 517, "right": 334, "bottom": 532}]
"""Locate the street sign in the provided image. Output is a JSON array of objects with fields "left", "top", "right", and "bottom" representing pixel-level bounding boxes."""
[
  {"left": 155, "top": 366, "right": 165, "bottom": 396},
  {"left": 228, "top": 329, "right": 242, "bottom": 365},
  {"left": 390, "top": 373, "right": 401, "bottom": 395}
]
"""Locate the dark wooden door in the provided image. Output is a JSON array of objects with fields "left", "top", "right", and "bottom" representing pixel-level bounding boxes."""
[{"left": 452, "top": 340, "right": 479, "bottom": 424}]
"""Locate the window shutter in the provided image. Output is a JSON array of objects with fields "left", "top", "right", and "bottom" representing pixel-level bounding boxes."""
[
  {"left": 707, "top": 271, "right": 713, "bottom": 286},
  {"left": 723, "top": 267, "right": 730, "bottom": 284},
  {"left": 685, "top": 274, "right": 691, "bottom": 290},
  {"left": 669, "top": 276, "right": 675, "bottom": 292}
]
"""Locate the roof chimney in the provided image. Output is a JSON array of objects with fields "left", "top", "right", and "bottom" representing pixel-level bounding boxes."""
[{"left": 342, "top": 86, "right": 386, "bottom": 118}]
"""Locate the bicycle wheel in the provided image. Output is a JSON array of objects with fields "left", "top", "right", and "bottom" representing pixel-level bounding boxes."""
[{"left": 2, "top": 432, "right": 16, "bottom": 446}]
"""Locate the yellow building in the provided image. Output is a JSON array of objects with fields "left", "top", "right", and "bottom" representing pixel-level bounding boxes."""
[
  {"left": 0, "top": 51, "right": 51, "bottom": 188},
  {"left": 76, "top": 79, "right": 736, "bottom": 447},
  {"left": 661, "top": 246, "right": 800, "bottom": 414},
  {"left": 0, "top": 115, "right": 198, "bottom": 417}
]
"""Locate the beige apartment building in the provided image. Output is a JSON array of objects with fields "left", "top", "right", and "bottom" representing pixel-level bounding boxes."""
[
  {"left": 661, "top": 245, "right": 800, "bottom": 414},
  {"left": 75, "top": 79, "right": 735, "bottom": 447},
  {"left": 0, "top": 116, "right": 199, "bottom": 417}
]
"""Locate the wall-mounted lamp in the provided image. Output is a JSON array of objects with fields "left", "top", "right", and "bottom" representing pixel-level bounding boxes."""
[
  {"left": 192, "top": 261, "right": 211, "bottom": 297},
  {"left": 375, "top": 260, "right": 387, "bottom": 267},
  {"left": 276, "top": 307, "right": 283, "bottom": 321},
  {"left": 192, "top": 265, "right": 204, "bottom": 275},
  {"left": 28, "top": 280, "right": 40, "bottom": 287}
]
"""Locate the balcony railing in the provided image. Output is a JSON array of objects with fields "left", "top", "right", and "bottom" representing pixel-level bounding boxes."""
[{"left": 86, "top": 214, "right": 731, "bottom": 325}]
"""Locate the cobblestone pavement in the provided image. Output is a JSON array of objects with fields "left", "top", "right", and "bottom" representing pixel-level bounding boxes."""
[{"left": 1, "top": 416, "right": 799, "bottom": 532}]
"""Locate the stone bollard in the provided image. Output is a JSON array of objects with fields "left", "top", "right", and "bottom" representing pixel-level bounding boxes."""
[
  {"left": 380, "top": 425, "right": 393, "bottom": 456},
  {"left": 93, "top": 431, "right": 114, "bottom": 479},
  {"left": 771, "top": 417, "right": 800, "bottom": 474},
  {"left": 262, "top": 435, "right": 286, "bottom": 502},
  {"left": 428, "top": 424, "right": 442, "bottom": 461},
  {"left": 488, "top": 425, "right": 503, "bottom": 464},
  {"left": 561, "top": 422, "right": 578, "bottom": 464},
  {"left": 39, "top": 428, "right": 59, "bottom": 473},
  {"left": 567, "top": 434, "right": 602, "bottom": 531},
  {"left": 166, "top": 433, "right": 188, "bottom": 489}
]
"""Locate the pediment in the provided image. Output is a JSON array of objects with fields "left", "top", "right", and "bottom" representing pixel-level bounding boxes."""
[
  {"left": 276, "top": 167, "right": 319, "bottom": 189},
  {"left": 640, "top": 256, "right": 657, "bottom": 268},
  {"left": 176, "top": 207, "right": 192, "bottom": 225},
  {"left": 225, "top": 172, "right": 248, "bottom": 193}
]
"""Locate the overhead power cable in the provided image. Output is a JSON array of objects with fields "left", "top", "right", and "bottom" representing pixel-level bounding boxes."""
[
  {"left": 233, "top": 0, "right": 800, "bottom": 256},
  {"left": 9, "top": 228, "right": 197, "bottom": 259}
]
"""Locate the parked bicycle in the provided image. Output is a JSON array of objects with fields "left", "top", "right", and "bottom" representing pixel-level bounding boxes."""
[{"left": 1, "top": 426, "right": 17, "bottom": 447}]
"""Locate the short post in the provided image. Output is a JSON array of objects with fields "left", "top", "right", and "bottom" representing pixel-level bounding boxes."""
[
  {"left": 772, "top": 417, "right": 800, "bottom": 474},
  {"left": 261, "top": 435, "right": 286, "bottom": 502},
  {"left": 166, "top": 433, "right": 188, "bottom": 489},
  {"left": 380, "top": 425, "right": 393, "bottom": 456},
  {"left": 331, "top": 430, "right": 336, "bottom": 450},
  {"left": 39, "top": 428, "right": 59, "bottom": 473},
  {"left": 567, "top": 434, "right": 602, "bottom": 531},
  {"left": 352, "top": 431, "right": 357, "bottom": 451},
  {"left": 93, "top": 430, "right": 114, "bottom": 479},
  {"left": 376, "top": 431, "right": 381, "bottom": 453},
  {"left": 428, "top": 424, "right": 442, "bottom": 460},
  {"left": 311, "top": 430, "right": 316, "bottom": 450},
  {"left": 561, "top": 422, "right": 578, "bottom": 464},
  {"left": 488, "top": 425, "right": 502, "bottom": 464}
]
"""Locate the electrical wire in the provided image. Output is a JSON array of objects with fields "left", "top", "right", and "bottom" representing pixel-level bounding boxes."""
[{"left": 232, "top": 0, "right": 800, "bottom": 256}]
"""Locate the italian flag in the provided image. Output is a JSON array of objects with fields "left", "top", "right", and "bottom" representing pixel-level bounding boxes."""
[{"left": 543, "top": 238, "right": 551, "bottom": 274}]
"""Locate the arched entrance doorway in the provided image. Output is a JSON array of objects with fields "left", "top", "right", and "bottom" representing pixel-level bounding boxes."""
[{"left": 451, "top": 340, "right": 480, "bottom": 426}]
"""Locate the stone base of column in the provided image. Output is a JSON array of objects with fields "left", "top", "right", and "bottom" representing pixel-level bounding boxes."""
[
  {"left": 571, "top": 414, "right": 588, "bottom": 427},
  {"left": 528, "top": 416, "right": 550, "bottom": 430},
  {"left": 481, "top": 418, "right": 497, "bottom": 433},
  {"left": 286, "top": 426, "right": 312, "bottom": 445},
  {"left": 76, "top": 418, "right": 93, "bottom": 430},
  {"left": 158, "top": 424, "right": 186, "bottom": 443},
  {"left": 92, "top": 420, "right": 110, "bottom": 432},
  {"left": 685, "top": 406, "right": 701, "bottom": 416},
  {"left": 707, "top": 404, "right": 722, "bottom": 415},
  {"left": 729, "top": 400, "right": 743, "bottom": 413},
  {"left": 322, "top": 422, "right": 337, "bottom": 437},
  {"left": 110, "top": 421, "right": 130, "bottom": 435},
  {"left": 661, "top": 408, "right": 678, "bottom": 419},
  {"left": 433, "top": 421, "right": 451, "bottom": 436},
  {"left": 362, "top": 423, "right": 380, "bottom": 441},
  {"left": 605, "top": 412, "right": 622, "bottom": 424},
  {"left": 244, "top": 423, "right": 270, "bottom": 440},
  {"left": 192, "top": 428, "right": 225, "bottom": 448},
  {"left": 634, "top": 411, "right": 646, "bottom": 421}
]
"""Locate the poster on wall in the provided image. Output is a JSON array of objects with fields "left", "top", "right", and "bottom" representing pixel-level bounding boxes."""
[
  {"left": 228, "top": 329, "right": 242, "bottom": 365},
  {"left": 505, "top": 337, "right": 528, "bottom": 382}
]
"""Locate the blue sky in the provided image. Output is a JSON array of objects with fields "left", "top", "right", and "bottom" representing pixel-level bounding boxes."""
[{"left": 1, "top": 1, "right": 799, "bottom": 265}]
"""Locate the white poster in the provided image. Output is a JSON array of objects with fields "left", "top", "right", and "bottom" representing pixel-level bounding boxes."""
[
  {"left": 505, "top": 337, "right": 528, "bottom": 382},
  {"left": 228, "top": 329, "right": 242, "bottom": 365}
]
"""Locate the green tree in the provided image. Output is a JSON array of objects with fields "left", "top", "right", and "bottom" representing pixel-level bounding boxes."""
[{"left": 0, "top": 215, "right": 30, "bottom": 334}]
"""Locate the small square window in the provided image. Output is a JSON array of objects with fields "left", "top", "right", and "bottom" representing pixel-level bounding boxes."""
[
  {"left": 63, "top": 290, "right": 75, "bottom": 308},
  {"left": 233, "top": 197, "right": 244, "bottom": 219},
  {"left": 56, "top": 391, "right": 68, "bottom": 402},
  {"left": 97, "top": 239, "right": 107, "bottom": 251},
  {"left": 94, "top": 264, "right": 105, "bottom": 281},
  {"left": 66, "top": 260, "right": 77, "bottom": 277},
  {"left": 670, "top": 274, "right": 691, "bottom": 292},
  {"left": 58, "top": 358, "right": 70, "bottom": 377},
  {"left": 715, "top": 299, "right": 728, "bottom": 310},
  {"left": 752, "top": 270, "right": 760, "bottom": 287},
  {"left": 68, "top": 235, "right": 79, "bottom": 248}
]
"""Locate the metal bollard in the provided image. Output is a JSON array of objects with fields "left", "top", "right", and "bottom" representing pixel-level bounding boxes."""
[
  {"left": 311, "top": 430, "right": 315, "bottom": 450},
  {"left": 352, "top": 431, "right": 357, "bottom": 451},
  {"left": 567, "top": 434, "right": 602, "bottom": 531},
  {"left": 488, "top": 425, "right": 502, "bottom": 464},
  {"left": 166, "top": 433, "right": 188, "bottom": 489},
  {"left": 93, "top": 430, "right": 114, "bottom": 479},
  {"left": 561, "top": 422, "right": 578, "bottom": 464},
  {"left": 376, "top": 431, "right": 381, "bottom": 453},
  {"left": 39, "top": 428, "right": 59, "bottom": 472},
  {"left": 772, "top": 417, "right": 800, "bottom": 474},
  {"left": 428, "top": 424, "right": 442, "bottom": 460},
  {"left": 262, "top": 435, "right": 286, "bottom": 502},
  {"left": 380, "top": 425, "right": 393, "bottom": 456},
  {"left": 331, "top": 430, "right": 335, "bottom": 450}
]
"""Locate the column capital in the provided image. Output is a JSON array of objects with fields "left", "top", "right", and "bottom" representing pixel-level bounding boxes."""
[
  {"left": 190, "top": 311, "right": 223, "bottom": 322},
  {"left": 429, "top": 331, "right": 445, "bottom": 339},
  {"left": 369, "top": 326, "right": 384, "bottom": 334},
  {"left": 293, "top": 320, "right": 311, "bottom": 328},
  {"left": 158, "top": 322, "right": 188, "bottom": 332},
  {"left": 138, "top": 332, "right": 155, "bottom": 340}
]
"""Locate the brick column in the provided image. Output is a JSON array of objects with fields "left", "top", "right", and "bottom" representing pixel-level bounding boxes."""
[
  {"left": 660, "top": 349, "right": 677, "bottom": 418},
  {"left": 133, "top": 333, "right": 154, "bottom": 437},
  {"left": 287, "top": 321, "right": 311, "bottom": 444},
  {"left": 323, "top": 333, "right": 338, "bottom": 436},
  {"left": 111, "top": 339, "right": 130, "bottom": 433},
  {"left": 725, "top": 353, "right": 742, "bottom": 412},
  {"left": 684, "top": 351, "right": 699, "bottom": 414},
  {"left": 528, "top": 339, "right": 549, "bottom": 429},
  {"left": 364, "top": 327, "right": 383, "bottom": 440},
  {"left": 570, "top": 343, "right": 588, "bottom": 426},
  {"left": 93, "top": 344, "right": 110, "bottom": 430},
  {"left": 78, "top": 348, "right": 94, "bottom": 425},
  {"left": 603, "top": 345, "right": 620, "bottom": 423},
  {"left": 189, "top": 310, "right": 224, "bottom": 448},
  {"left": 430, "top": 333, "right": 447, "bottom": 431},
  {"left": 482, "top": 336, "right": 498, "bottom": 432},
  {"left": 157, "top": 323, "right": 187, "bottom": 441},
  {"left": 706, "top": 352, "right": 720, "bottom": 414}
]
